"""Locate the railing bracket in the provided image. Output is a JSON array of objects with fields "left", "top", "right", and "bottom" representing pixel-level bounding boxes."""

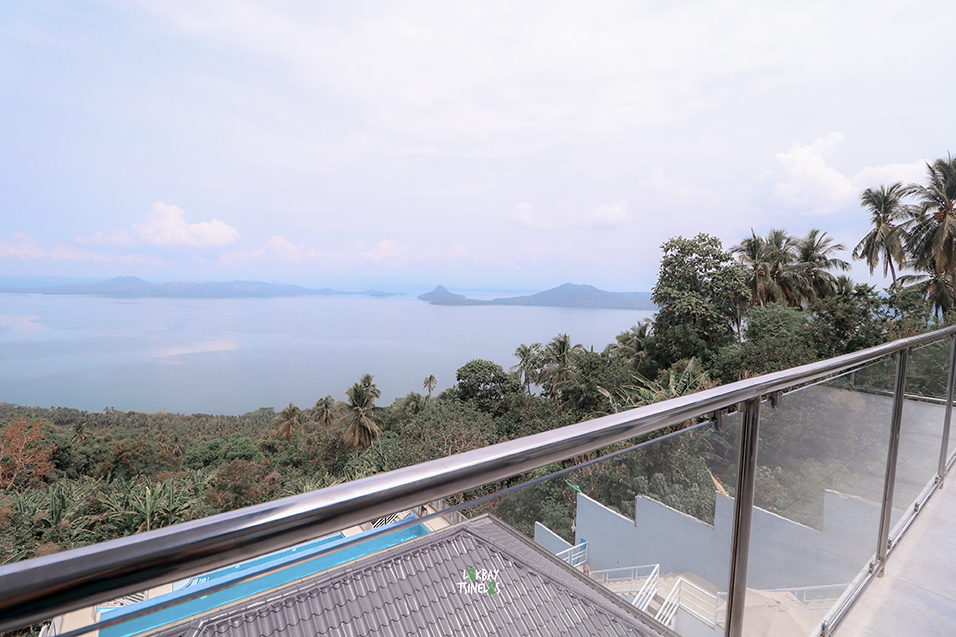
[
  {"left": 712, "top": 409, "right": 727, "bottom": 432},
  {"left": 769, "top": 391, "right": 782, "bottom": 409}
]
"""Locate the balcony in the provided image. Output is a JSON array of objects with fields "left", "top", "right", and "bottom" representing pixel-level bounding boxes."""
[{"left": 2, "top": 327, "right": 955, "bottom": 637}]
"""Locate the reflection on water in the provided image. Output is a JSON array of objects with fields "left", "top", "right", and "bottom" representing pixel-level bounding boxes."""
[{"left": 0, "top": 293, "right": 653, "bottom": 415}]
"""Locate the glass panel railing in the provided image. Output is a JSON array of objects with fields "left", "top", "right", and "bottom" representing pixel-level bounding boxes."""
[
  {"left": 453, "top": 416, "right": 741, "bottom": 636},
  {"left": 890, "top": 341, "right": 950, "bottom": 531},
  {"left": 743, "top": 358, "right": 895, "bottom": 636}
]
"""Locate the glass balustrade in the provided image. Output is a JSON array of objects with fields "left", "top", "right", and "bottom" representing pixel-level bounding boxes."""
[
  {"left": 5, "top": 329, "right": 956, "bottom": 637},
  {"left": 743, "top": 361, "right": 895, "bottom": 637}
]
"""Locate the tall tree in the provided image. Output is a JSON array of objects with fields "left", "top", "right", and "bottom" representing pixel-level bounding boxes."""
[
  {"left": 651, "top": 234, "right": 750, "bottom": 369},
  {"left": 342, "top": 381, "right": 381, "bottom": 449},
  {"left": 275, "top": 403, "right": 303, "bottom": 441},
  {"left": 732, "top": 230, "right": 778, "bottom": 307},
  {"left": 853, "top": 183, "right": 910, "bottom": 294},
  {"left": 422, "top": 375, "right": 437, "bottom": 398},
  {"left": 613, "top": 321, "right": 652, "bottom": 370},
  {"left": 311, "top": 396, "right": 338, "bottom": 429},
  {"left": 540, "top": 334, "right": 586, "bottom": 401},
  {"left": 907, "top": 155, "right": 956, "bottom": 305},
  {"left": 509, "top": 343, "right": 544, "bottom": 393},
  {"left": 732, "top": 229, "right": 804, "bottom": 307},
  {"left": 359, "top": 374, "right": 382, "bottom": 401},
  {"left": 794, "top": 228, "right": 850, "bottom": 302}
]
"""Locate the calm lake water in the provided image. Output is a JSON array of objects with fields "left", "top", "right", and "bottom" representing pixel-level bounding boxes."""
[{"left": 0, "top": 293, "right": 654, "bottom": 415}]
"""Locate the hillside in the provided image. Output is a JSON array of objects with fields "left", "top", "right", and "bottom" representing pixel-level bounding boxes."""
[
  {"left": 429, "top": 283, "right": 654, "bottom": 310},
  {"left": 417, "top": 285, "right": 465, "bottom": 302}
]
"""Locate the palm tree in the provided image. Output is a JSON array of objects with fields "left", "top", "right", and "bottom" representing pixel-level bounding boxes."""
[
  {"left": 853, "top": 183, "right": 910, "bottom": 294},
  {"left": 899, "top": 254, "right": 954, "bottom": 318},
  {"left": 762, "top": 229, "right": 805, "bottom": 306},
  {"left": 794, "top": 228, "right": 850, "bottom": 301},
  {"left": 422, "top": 375, "right": 437, "bottom": 398},
  {"left": 71, "top": 422, "right": 90, "bottom": 445},
  {"left": 614, "top": 321, "right": 652, "bottom": 369},
  {"left": 733, "top": 229, "right": 800, "bottom": 307},
  {"left": 540, "top": 334, "right": 585, "bottom": 400},
  {"left": 359, "top": 373, "right": 382, "bottom": 401},
  {"left": 275, "top": 403, "right": 303, "bottom": 441},
  {"left": 509, "top": 343, "right": 543, "bottom": 392},
  {"left": 834, "top": 275, "right": 854, "bottom": 297},
  {"left": 311, "top": 396, "right": 338, "bottom": 429},
  {"left": 401, "top": 392, "right": 427, "bottom": 416},
  {"left": 906, "top": 155, "right": 956, "bottom": 304},
  {"left": 342, "top": 382, "right": 381, "bottom": 449}
]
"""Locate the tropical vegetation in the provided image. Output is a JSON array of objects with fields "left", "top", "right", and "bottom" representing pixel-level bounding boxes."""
[{"left": 4, "top": 153, "right": 956, "bottom": 629}]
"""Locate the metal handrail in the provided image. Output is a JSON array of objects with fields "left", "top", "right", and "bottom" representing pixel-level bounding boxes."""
[
  {"left": 632, "top": 564, "right": 659, "bottom": 611},
  {"left": 555, "top": 540, "right": 588, "bottom": 567},
  {"left": 2, "top": 325, "right": 955, "bottom": 633}
]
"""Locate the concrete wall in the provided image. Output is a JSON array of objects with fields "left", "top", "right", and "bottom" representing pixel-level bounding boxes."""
[
  {"left": 572, "top": 489, "right": 881, "bottom": 591},
  {"left": 533, "top": 521, "right": 572, "bottom": 555}
]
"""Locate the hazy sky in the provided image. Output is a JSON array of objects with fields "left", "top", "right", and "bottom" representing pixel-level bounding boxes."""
[{"left": 1, "top": 1, "right": 951, "bottom": 292}]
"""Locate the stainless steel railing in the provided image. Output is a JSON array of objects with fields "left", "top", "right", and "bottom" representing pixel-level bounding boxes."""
[{"left": 1, "top": 325, "right": 955, "bottom": 637}]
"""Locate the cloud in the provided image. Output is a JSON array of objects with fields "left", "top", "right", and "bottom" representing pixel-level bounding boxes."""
[
  {"left": 853, "top": 161, "right": 927, "bottom": 189},
  {"left": 576, "top": 201, "right": 629, "bottom": 229},
  {"left": 757, "top": 134, "right": 929, "bottom": 216},
  {"left": 510, "top": 203, "right": 554, "bottom": 229},
  {"left": 132, "top": 203, "right": 240, "bottom": 247},
  {"left": 0, "top": 233, "right": 45, "bottom": 259},
  {"left": 264, "top": 235, "right": 306, "bottom": 261},
  {"left": 365, "top": 239, "right": 408, "bottom": 262},
  {"left": 758, "top": 133, "right": 856, "bottom": 215}
]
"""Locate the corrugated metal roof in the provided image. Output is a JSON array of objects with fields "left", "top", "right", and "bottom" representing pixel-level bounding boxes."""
[{"left": 155, "top": 516, "right": 671, "bottom": 637}]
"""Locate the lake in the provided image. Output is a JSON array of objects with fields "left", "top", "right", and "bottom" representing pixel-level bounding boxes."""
[{"left": 0, "top": 293, "right": 654, "bottom": 415}]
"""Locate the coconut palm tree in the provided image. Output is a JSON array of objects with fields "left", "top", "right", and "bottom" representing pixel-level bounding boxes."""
[
  {"left": 834, "top": 275, "right": 855, "bottom": 297},
  {"left": 614, "top": 320, "right": 652, "bottom": 369},
  {"left": 540, "top": 334, "right": 585, "bottom": 400},
  {"left": 733, "top": 231, "right": 778, "bottom": 307},
  {"left": 423, "top": 375, "right": 437, "bottom": 398},
  {"left": 311, "top": 396, "right": 338, "bottom": 429},
  {"left": 509, "top": 343, "right": 543, "bottom": 392},
  {"left": 794, "top": 228, "right": 850, "bottom": 302},
  {"left": 906, "top": 155, "right": 956, "bottom": 304},
  {"left": 733, "top": 229, "right": 801, "bottom": 307},
  {"left": 763, "top": 229, "right": 805, "bottom": 306},
  {"left": 899, "top": 254, "right": 955, "bottom": 318},
  {"left": 359, "top": 374, "right": 381, "bottom": 401},
  {"left": 275, "top": 403, "right": 303, "bottom": 441},
  {"left": 342, "top": 382, "right": 381, "bottom": 449},
  {"left": 853, "top": 183, "right": 911, "bottom": 294},
  {"left": 71, "top": 422, "right": 89, "bottom": 445}
]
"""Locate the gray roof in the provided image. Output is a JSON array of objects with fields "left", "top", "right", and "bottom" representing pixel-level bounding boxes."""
[{"left": 157, "top": 516, "right": 671, "bottom": 637}]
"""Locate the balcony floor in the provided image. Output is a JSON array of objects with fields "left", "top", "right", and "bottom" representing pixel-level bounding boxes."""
[{"left": 837, "top": 473, "right": 956, "bottom": 637}]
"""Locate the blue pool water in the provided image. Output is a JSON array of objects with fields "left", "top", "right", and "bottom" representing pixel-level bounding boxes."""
[{"left": 100, "top": 522, "right": 430, "bottom": 637}]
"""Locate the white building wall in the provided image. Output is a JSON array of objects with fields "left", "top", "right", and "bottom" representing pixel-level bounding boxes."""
[{"left": 572, "top": 489, "right": 880, "bottom": 591}]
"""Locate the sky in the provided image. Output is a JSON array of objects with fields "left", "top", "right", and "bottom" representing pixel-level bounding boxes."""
[{"left": 1, "top": 1, "right": 952, "bottom": 293}]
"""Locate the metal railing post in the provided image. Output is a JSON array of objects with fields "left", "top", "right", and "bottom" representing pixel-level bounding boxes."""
[
  {"left": 725, "top": 397, "right": 761, "bottom": 637},
  {"left": 938, "top": 335, "right": 956, "bottom": 487},
  {"left": 875, "top": 349, "right": 909, "bottom": 576}
]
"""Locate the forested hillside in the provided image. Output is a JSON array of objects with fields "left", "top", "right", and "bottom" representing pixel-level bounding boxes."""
[{"left": 3, "top": 155, "right": 956, "bottom": 569}]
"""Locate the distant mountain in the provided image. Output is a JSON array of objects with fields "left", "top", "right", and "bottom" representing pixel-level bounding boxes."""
[
  {"left": 429, "top": 283, "right": 654, "bottom": 310},
  {"left": 0, "top": 277, "right": 395, "bottom": 299},
  {"left": 417, "top": 285, "right": 465, "bottom": 302}
]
